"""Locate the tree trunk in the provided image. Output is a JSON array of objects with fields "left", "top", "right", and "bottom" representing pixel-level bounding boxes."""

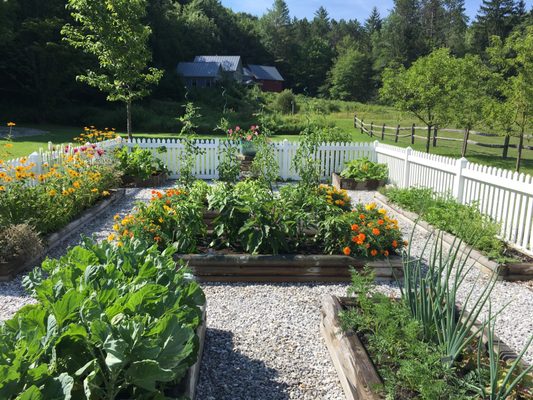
[
  {"left": 432, "top": 126, "right": 438, "bottom": 147},
  {"left": 502, "top": 134, "right": 510, "bottom": 159},
  {"left": 461, "top": 128, "right": 470, "bottom": 157},
  {"left": 126, "top": 100, "right": 132, "bottom": 141},
  {"left": 516, "top": 130, "right": 524, "bottom": 172},
  {"left": 425, "top": 124, "right": 432, "bottom": 153}
]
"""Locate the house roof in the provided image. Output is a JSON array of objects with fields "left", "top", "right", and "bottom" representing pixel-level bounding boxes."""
[
  {"left": 177, "top": 62, "right": 221, "bottom": 78},
  {"left": 247, "top": 65, "right": 284, "bottom": 81},
  {"left": 194, "top": 55, "right": 241, "bottom": 72}
]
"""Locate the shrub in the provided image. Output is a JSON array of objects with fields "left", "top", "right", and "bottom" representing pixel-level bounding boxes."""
[
  {"left": 274, "top": 89, "right": 297, "bottom": 114},
  {"left": 0, "top": 238, "right": 205, "bottom": 399},
  {"left": 340, "top": 157, "right": 388, "bottom": 181},
  {"left": 0, "top": 224, "right": 43, "bottom": 264},
  {"left": 114, "top": 145, "right": 167, "bottom": 180}
]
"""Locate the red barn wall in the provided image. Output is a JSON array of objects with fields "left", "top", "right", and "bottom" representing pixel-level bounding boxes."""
[{"left": 259, "top": 80, "right": 283, "bottom": 92}]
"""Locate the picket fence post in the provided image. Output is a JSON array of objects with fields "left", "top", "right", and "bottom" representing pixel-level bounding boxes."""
[
  {"left": 402, "top": 147, "right": 412, "bottom": 188},
  {"left": 28, "top": 151, "right": 42, "bottom": 176},
  {"left": 452, "top": 157, "right": 468, "bottom": 203}
]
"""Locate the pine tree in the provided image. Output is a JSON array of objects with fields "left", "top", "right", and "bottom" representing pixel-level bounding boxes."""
[
  {"left": 365, "top": 7, "right": 382, "bottom": 35},
  {"left": 443, "top": 0, "right": 468, "bottom": 55},
  {"left": 420, "top": 0, "right": 447, "bottom": 49},
  {"left": 470, "top": 0, "right": 517, "bottom": 52}
]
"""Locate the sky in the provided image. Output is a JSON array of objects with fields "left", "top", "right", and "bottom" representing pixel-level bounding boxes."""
[{"left": 220, "top": 0, "right": 533, "bottom": 23}]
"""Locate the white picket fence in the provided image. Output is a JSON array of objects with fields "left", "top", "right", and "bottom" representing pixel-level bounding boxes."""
[{"left": 3, "top": 137, "right": 533, "bottom": 255}]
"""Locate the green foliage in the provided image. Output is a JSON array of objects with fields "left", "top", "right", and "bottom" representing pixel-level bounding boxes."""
[
  {"left": 329, "top": 48, "right": 373, "bottom": 102},
  {"left": 292, "top": 125, "right": 323, "bottom": 187},
  {"left": 178, "top": 102, "right": 204, "bottom": 188},
  {"left": 114, "top": 145, "right": 167, "bottom": 180},
  {"left": 250, "top": 135, "right": 279, "bottom": 190},
  {"left": 340, "top": 157, "right": 388, "bottom": 181},
  {"left": 274, "top": 89, "right": 297, "bottom": 114},
  {"left": 217, "top": 141, "right": 241, "bottom": 183},
  {"left": 340, "top": 270, "right": 471, "bottom": 399},
  {"left": 382, "top": 187, "right": 506, "bottom": 261},
  {"left": 0, "top": 238, "right": 205, "bottom": 399},
  {"left": 61, "top": 0, "right": 162, "bottom": 136}
]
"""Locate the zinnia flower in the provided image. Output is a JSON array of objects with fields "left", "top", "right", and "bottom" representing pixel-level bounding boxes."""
[
  {"left": 370, "top": 249, "right": 378, "bottom": 256},
  {"left": 343, "top": 246, "right": 351, "bottom": 256}
]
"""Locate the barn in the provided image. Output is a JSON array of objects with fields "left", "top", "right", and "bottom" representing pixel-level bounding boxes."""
[
  {"left": 176, "top": 62, "right": 223, "bottom": 89},
  {"left": 246, "top": 65, "right": 284, "bottom": 92}
]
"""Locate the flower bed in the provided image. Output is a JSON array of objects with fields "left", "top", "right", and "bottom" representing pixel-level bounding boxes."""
[
  {"left": 0, "top": 238, "right": 206, "bottom": 399},
  {"left": 332, "top": 158, "right": 388, "bottom": 191},
  {"left": 375, "top": 190, "right": 533, "bottom": 281},
  {"left": 322, "top": 239, "right": 533, "bottom": 400},
  {"left": 111, "top": 180, "right": 407, "bottom": 282}
]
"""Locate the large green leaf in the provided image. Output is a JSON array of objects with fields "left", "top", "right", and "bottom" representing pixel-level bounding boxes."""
[{"left": 125, "top": 360, "right": 175, "bottom": 391}]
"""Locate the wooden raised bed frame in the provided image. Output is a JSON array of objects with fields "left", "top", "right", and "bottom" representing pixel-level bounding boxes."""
[
  {"left": 178, "top": 254, "right": 403, "bottom": 283},
  {"left": 374, "top": 192, "right": 533, "bottom": 281},
  {"left": 183, "top": 304, "right": 206, "bottom": 400},
  {"left": 332, "top": 173, "right": 387, "bottom": 191},
  {"left": 321, "top": 295, "right": 531, "bottom": 400},
  {"left": 0, "top": 188, "right": 126, "bottom": 281}
]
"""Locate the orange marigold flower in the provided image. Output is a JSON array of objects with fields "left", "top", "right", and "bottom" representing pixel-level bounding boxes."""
[
  {"left": 392, "top": 240, "right": 398, "bottom": 248},
  {"left": 383, "top": 250, "right": 389, "bottom": 257},
  {"left": 372, "top": 228, "right": 380, "bottom": 236},
  {"left": 377, "top": 219, "right": 384, "bottom": 225},
  {"left": 351, "top": 236, "right": 358, "bottom": 243},
  {"left": 359, "top": 214, "right": 366, "bottom": 220},
  {"left": 370, "top": 249, "right": 378, "bottom": 257},
  {"left": 351, "top": 224, "right": 359, "bottom": 231},
  {"left": 357, "top": 233, "right": 366, "bottom": 242},
  {"left": 342, "top": 246, "right": 351, "bottom": 256}
]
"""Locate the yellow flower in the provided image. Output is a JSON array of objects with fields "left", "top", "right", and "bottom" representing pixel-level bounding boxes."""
[
  {"left": 102, "top": 190, "right": 110, "bottom": 196},
  {"left": 117, "top": 241, "right": 123, "bottom": 247},
  {"left": 158, "top": 217, "right": 164, "bottom": 223},
  {"left": 49, "top": 189, "right": 57, "bottom": 197},
  {"left": 107, "top": 233, "right": 115, "bottom": 241},
  {"left": 7, "top": 122, "right": 15, "bottom": 127},
  {"left": 113, "top": 224, "right": 120, "bottom": 231},
  {"left": 4, "top": 143, "right": 13, "bottom": 148},
  {"left": 378, "top": 208, "right": 387, "bottom": 214},
  {"left": 91, "top": 188, "right": 98, "bottom": 193},
  {"left": 73, "top": 181, "right": 81, "bottom": 189},
  {"left": 365, "top": 202, "right": 377, "bottom": 211},
  {"left": 0, "top": 186, "right": 4, "bottom": 191},
  {"left": 114, "top": 214, "right": 120, "bottom": 221}
]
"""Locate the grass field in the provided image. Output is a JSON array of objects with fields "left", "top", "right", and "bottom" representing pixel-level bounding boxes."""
[{"left": 2, "top": 104, "right": 532, "bottom": 175}]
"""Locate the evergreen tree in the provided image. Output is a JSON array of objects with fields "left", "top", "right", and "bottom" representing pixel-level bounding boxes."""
[
  {"left": 443, "top": 0, "right": 468, "bottom": 55},
  {"left": 420, "top": 0, "right": 447, "bottom": 49},
  {"left": 470, "top": 0, "right": 517, "bottom": 53},
  {"left": 365, "top": 7, "right": 382, "bottom": 35},
  {"left": 312, "top": 6, "right": 331, "bottom": 37}
]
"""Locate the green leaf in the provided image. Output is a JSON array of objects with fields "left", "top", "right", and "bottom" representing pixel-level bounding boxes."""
[
  {"left": 52, "top": 290, "right": 84, "bottom": 327},
  {"left": 103, "top": 337, "right": 128, "bottom": 372},
  {"left": 15, "top": 386, "right": 42, "bottom": 400},
  {"left": 125, "top": 360, "right": 175, "bottom": 391}
]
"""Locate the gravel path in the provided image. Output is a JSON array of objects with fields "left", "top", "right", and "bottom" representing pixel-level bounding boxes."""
[{"left": 1, "top": 184, "right": 531, "bottom": 399}]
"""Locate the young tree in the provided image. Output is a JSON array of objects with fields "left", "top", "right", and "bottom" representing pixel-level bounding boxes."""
[
  {"left": 380, "top": 48, "right": 458, "bottom": 153},
  {"left": 329, "top": 45, "right": 373, "bottom": 101},
  {"left": 62, "top": 0, "right": 162, "bottom": 139},
  {"left": 487, "top": 26, "right": 533, "bottom": 171}
]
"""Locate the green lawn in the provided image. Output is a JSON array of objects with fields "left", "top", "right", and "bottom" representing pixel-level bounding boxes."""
[{"left": 2, "top": 113, "right": 532, "bottom": 175}]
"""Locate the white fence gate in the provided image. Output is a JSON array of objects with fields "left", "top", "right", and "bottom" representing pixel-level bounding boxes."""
[{"left": 3, "top": 137, "right": 532, "bottom": 255}]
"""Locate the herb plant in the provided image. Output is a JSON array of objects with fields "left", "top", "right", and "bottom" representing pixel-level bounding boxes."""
[{"left": 340, "top": 157, "right": 388, "bottom": 181}]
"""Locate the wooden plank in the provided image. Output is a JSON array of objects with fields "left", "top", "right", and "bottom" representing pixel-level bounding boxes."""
[
  {"left": 194, "top": 275, "right": 354, "bottom": 283},
  {"left": 320, "top": 295, "right": 383, "bottom": 400}
]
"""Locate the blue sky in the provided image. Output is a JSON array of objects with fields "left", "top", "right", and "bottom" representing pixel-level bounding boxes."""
[{"left": 221, "top": 0, "right": 532, "bottom": 22}]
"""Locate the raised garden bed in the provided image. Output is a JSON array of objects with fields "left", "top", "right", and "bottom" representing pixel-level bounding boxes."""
[
  {"left": 178, "top": 254, "right": 403, "bottom": 282},
  {"left": 321, "top": 295, "right": 531, "bottom": 400},
  {"left": 0, "top": 188, "right": 126, "bottom": 281},
  {"left": 374, "top": 192, "right": 533, "bottom": 281},
  {"left": 183, "top": 304, "right": 206, "bottom": 400},
  {"left": 332, "top": 172, "right": 386, "bottom": 191},
  {"left": 122, "top": 172, "right": 168, "bottom": 187}
]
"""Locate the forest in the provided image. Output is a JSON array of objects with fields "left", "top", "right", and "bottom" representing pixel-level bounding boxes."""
[{"left": 0, "top": 0, "right": 531, "bottom": 119}]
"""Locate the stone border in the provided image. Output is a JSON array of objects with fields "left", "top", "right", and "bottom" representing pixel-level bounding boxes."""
[
  {"left": 321, "top": 295, "right": 530, "bottom": 400},
  {"left": 0, "top": 188, "right": 126, "bottom": 281},
  {"left": 178, "top": 254, "right": 403, "bottom": 283},
  {"left": 332, "top": 173, "right": 386, "bottom": 191},
  {"left": 184, "top": 304, "right": 206, "bottom": 400},
  {"left": 374, "top": 192, "right": 533, "bottom": 281}
]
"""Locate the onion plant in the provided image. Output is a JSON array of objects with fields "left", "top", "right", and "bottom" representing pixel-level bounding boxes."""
[
  {"left": 399, "top": 227, "right": 498, "bottom": 366},
  {"left": 477, "top": 305, "right": 533, "bottom": 399}
]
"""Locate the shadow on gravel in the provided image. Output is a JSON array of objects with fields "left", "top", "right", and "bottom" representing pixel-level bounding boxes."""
[{"left": 196, "top": 328, "right": 290, "bottom": 400}]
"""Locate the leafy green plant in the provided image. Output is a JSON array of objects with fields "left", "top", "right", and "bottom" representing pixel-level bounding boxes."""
[
  {"left": 0, "top": 238, "right": 205, "bottom": 399},
  {"left": 382, "top": 187, "right": 506, "bottom": 261},
  {"left": 114, "top": 145, "right": 167, "bottom": 180},
  {"left": 292, "top": 124, "right": 323, "bottom": 187},
  {"left": 178, "top": 102, "right": 204, "bottom": 188},
  {"left": 340, "top": 157, "right": 388, "bottom": 181},
  {"left": 250, "top": 135, "right": 279, "bottom": 191},
  {"left": 217, "top": 140, "right": 241, "bottom": 183}
]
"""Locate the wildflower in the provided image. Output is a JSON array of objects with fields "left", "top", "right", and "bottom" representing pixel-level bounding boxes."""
[
  {"left": 158, "top": 217, "right": 164, "bottom": 223},
  {"left": 378, "top": 208, "right": 387, "bottom": 214},
  {"left": 370, "top": 249, "right": 378, "bottom": 257},
  {"left": 113, "top": 224, "right": 120, "bottom": 231},
  {"left": 372, "top": 228, "right": 380, "bottom": 236},
  {"left": 351, "top": 224, "right": 359, "bottom": 231},
  {"left": 117, "top": 241, "right": 123, "bottom": 247},
  {"left": 359, "top": 214, "right": 366, "bottom": 220},
  {"left": 377, "top": 219, "right": 384, "bottom": 225},
  {"left": 154, "top": 236, "right": 162, "bottom": 242},
  {"left": 342, "top": 246, "right": 351, "bottom": 256},
  {"left": 365, "top": 202, "right": 376, "bottom": 211},
  {"left": 114, "top": 214, "right": 120, "bottom": 221},
  {"left": 107, "top": 233, "right": 115, "bottom": 241},
  {"left": 49, "top": 189, "right": 57, "bottom": 197},
  {"left": 73, "top": 181, "right": 81, "bottom": 189}
]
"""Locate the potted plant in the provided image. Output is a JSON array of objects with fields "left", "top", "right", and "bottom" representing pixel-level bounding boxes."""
[
  {"left": 227, "top": 125, "right": 261, "bottom": 158},
  {"left": 115, "top": 145, "right": 168, "bottom": 187},
  {"left": 332, "top": 157, "right": 388, "bottom": 190}
]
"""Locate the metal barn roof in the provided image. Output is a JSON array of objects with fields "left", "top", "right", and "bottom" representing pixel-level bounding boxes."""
[
  {"left": 176, "top": 62, "right": 222, "bottom": 78},
  {"left": 194, "top": 55, "right": 241, "bottom": 72},
  {"left": 247, "top": 65, "right": 284, "bottom": 81}
]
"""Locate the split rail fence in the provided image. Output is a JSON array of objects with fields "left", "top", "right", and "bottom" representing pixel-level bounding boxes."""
[{"left": 3, "top": 137, "right": 533, "bottom": 255}]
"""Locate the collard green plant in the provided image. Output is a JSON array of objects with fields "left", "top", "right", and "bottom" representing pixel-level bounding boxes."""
[
  {"left": 114, "top": 145, "right": 167, "bottom": 180},
  {"left": 0, "top": 238, "right": 204, "bottom": 399},
  {"left": 340, "top": 157, "right": 388, "bottom": 181}
]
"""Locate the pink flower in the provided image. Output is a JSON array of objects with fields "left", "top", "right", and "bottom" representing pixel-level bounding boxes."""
[
  {"left": 228, "top": 129, "right": 233, "bottom": 135},
  {"left": 81, "top": 146, "right": 87, "bottom": 151},
  {"left": 97, "top": 149, "right": 105, "bottom": 156},
  {"left": 235, "top": 126, "right": 241, "bottom": 131},
  {"left": 74, "top": 148, "right": 79, "bottom": 153},
  {"left": 246, "top": 134, "right": 252, "bottom": 141}
]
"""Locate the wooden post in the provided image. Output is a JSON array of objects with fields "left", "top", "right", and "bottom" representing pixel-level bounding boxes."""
[
  {"left": 395, "top": 124, "right": 400, "bottom": 143},
  {"left": 432, "top": 126, "right": 438, "bottom": 147},
  {"left": 353, "top": 113, "right": 357, "bottom": 129},
  {"left": 502, "top": 134, "right": 510, "bottom": 159},
  {"left": 516, "top": 130, "right": 524, "bottom": 172},
  {"left": 360, "top": 119, "right": 364, "bottom": 134},
  {"left": 411, "top": 123, "right": 415, "bottom": 144},
  {"left": 425, "top": 125, "right": 432, "bottom": 153},
  {"left": 370, "top": 122, "right": 374, "bottom": 138},
  {"left": 381, "top": 124, "right": 385, "bottom": 140},
  {"left": 461, "top": 128, "right": 470, "bottom": 157}
]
